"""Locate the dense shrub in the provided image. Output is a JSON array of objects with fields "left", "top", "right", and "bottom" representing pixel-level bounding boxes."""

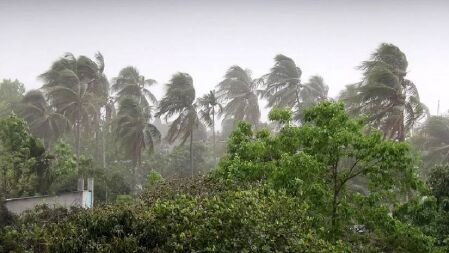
[{"left": 0, "top": 183, "right": 349, "bottom": 252}]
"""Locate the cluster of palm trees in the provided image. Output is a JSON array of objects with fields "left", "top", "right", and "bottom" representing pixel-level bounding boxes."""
[{"left": 16, "top": 42, "right": 433, "bottom": 183}]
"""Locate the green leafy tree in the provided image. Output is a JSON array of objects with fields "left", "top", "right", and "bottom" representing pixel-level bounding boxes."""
[
  {"left": 156, "top": 73, "right": 198, "bottom": 177},
  {"left": 197, "top": 90, "right": 222, "bottom": 161},
  {"left": 47, "top": 139, "right": 77, "bottom": 193},
  {"left": 0, "top": 79, "right": 25, "bottom": 117},
  {"left": 16, "top": 90, "right": 68, "bottom": 149},
  {"left": 394, "top": 165, "right": 449, "bottom": 250},
  {"left": 216, "top": 66, "right": 261, "bottom": 126},
  {"left": 340, "top": 43, "right": 427, "bottom": 141},
  {"left": 262, "top": 54, "right": 328, "bottom": 121},
  {"left": 217, "top": 101, "right": 424, "bottom": 249},
  {"left": 40, "top": 52, "right": 105, "bottom": 169},
  {"left": 0, "top": 114, "right": 52, "bottom": 197}
]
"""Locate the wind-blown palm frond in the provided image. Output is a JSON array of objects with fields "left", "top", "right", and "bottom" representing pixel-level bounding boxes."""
[
  {"left": 17, "top": 90, "right": 68, "bottom": 148},
  {"left": 262, "top": 55, "right": 328, "bottom": 121},
  {"left": 339, "top": 43, "right": 427, "bottom": 141},
  {"left": 294, "top": 75, "right": 329, "bottom": 121},
  {"left": 114, "top": 97, "right": 161, "bottom": 167},
  {"left": 112, "top": 66, "right": 157, "bottom": 107},
  {"left": 157, "top": 73, "right": 197, "bottom": 142},
  {"left": 216, "top": 66, "right": 260, "bottom": 126}
]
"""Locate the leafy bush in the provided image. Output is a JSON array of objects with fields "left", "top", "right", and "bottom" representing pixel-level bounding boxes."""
[{"left": 0, "top": 183, "right": 349, "bottom": 252}]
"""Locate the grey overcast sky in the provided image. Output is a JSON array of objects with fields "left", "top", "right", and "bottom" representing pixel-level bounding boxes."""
[{"left": 1, "top": 0, "right": 448, "bottom": 119}]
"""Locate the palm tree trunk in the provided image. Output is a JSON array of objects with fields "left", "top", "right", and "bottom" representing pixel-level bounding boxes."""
[
  {"left": 190, "top": 129, "right": 194, "bottom": 177},
  {"left": 102, "top": 122, "right": 106, "bottom": 169},
  {"left": 132, "top": 146, "right": 139, "bottom": 193},
  {"left": 212, "top": 107, "right": 216, "bottom": 163},
  {"left": 295, "top": 85, "right": 301, "bottom": 108},
  {"left": 398, "top": 114, "right": 405, "bottom": 141},
  {"left": 75, "top": 109, "right": 81, "bottom": 172},
  {"left": 95, "top": 111, "right": 101, "bottom": 171}
]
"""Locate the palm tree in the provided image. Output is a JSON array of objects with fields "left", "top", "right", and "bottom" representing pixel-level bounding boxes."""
[
  {"left": 17, "top": 90, "right": 68, "bottom": 149},
  {"left": 197, "top": 90, "right": 222, "bottom": 161},
  {"left": 340, "top": 43, "right": 427, "bottom": 141},
  {"left": 40, "top": 52, "right": 104, "bottom": 168},
  {"left": 156, "top": 73, "right": 198, "bottom": 176},
  {"left": 114, "top": 97, "right": 161, "bottom": 189},
  {"left": 112, "top": 66, "right": 157, "bottom": 107},
  {"left": 411, "top": 116, "right": 449, "bottom": 173},
  {"left": 88, "top": 53, "right": 110, "bottom": 165},
  {"left": 216, "top": 66, "right": 260, "bottom": 126},
  {"left": 262, "top": 54, "right": 328, "bottom": 121},
  {"left": 294, "top": 75, "right": 329, "bottom": 121}
]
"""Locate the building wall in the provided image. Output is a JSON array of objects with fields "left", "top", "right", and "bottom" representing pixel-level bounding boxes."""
[{"left": 5, "top": 191, "right": 91, "bottom": 215}]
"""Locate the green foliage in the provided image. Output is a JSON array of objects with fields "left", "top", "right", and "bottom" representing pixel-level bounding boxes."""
[
  {"left": 47, "top": 139, "right": 77, "bottom": 193},
  {"left": 216, "top": 101, "right": 431, "bottom": 250},
  {"left": 268, "top": 108, "right": 292, "bottom": 124},
  {"left": 0, "top": 114, "right": 52, "bottom": 197},
  {"left": 393, "top": 165, "right": 449, "bottom": 251},
  {"left": 147, "top": 142, "right": 214, "bottom": 179},
  {"left": 0, "top": 193, "right": 15, "bottom": 226},
  {"left": 115, "top": 194, "right": 133, "bottom": 206},
  {"left": 0, "top": 78, "right": 25, "bottom": 117},
  {"left": 429, "top": 165, "right": 449, "bottom": 199},
  {"left": 0, "top": 182, "right": 349, "bottom": 252},
  {"left": 144, "top": 170, "right": 164, "bottom": 190}
]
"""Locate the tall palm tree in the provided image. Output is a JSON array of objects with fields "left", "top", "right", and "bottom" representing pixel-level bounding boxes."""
[
  {"left": 17, "top": 90, "right": 68, "bottom": 149},
  {"left": 197, "top": 90, "right": 222, "bottom": 161},
  {"left": 114, "top": 97, "right": 161, "bottom": 189},
  {"left": 262, "top": 54, "right": 328, "bottom": 121},
  {"left": 88, "top": 53, "right": 110, "bottom": 165},
  {"left": 411, "top": 116, "right": 449, "bottom": 173},
  {"left": 40, "top": 52, "right": 104, "bottom": 168},
  {"left": 216, "top": 66, "right": 260, "bottom": 126},
  {"left": 340, "top": 43, "right": 427, "bottom": 141},
  {"left": 156, "top": 73, "right": 198, "bottom": 176},
  {"left": 112, "top": 66, "right": 157, "bottom": 107}
]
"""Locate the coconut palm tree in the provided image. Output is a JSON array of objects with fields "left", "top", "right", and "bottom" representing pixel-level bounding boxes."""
[
  {"left": 294, "top": 75, "right": 329, "bottom": 121},
  {"left": 216, "top": 66, "right": 260, "bottom": 126},
  {"left": 156, "top": 73, "right": 198, "bottom": 176},
  {"left": 112, "top": 66, "right": 157, "bottom": 107},
  {"left": 17, "top": 90, "right": 68, "bottom": 149},
  {"left": 114, "top": 97, "right": 161, "bottom": 189},
  {"left": 197, "top": 90, "right": 222, "bottom": 160},
  {"left": 411, "top": 116, "right": 449, "bottom": 173},
  {"left": 262, "top": 54, "right": 328, "bottom": 121},
  {"left": 40, "top": 52, "right": 104, "bottom": 168},
  {"left": 88, "top": 53, "right": 110, "bottom": 164},
  {"left": 340, "top": 43, "right": 427, "bottom": 141}
]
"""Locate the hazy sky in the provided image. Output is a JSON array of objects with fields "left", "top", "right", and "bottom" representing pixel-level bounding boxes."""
[{"left": 1, "top": 0, "right": 448, "bottom": 119}]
